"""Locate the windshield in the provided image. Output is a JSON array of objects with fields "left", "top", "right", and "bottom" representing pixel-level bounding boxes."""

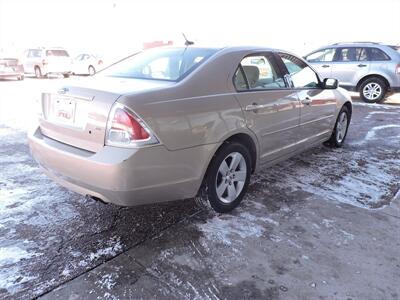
[{"left": 101, "top": 47, "right": 218, "bottom": 81}]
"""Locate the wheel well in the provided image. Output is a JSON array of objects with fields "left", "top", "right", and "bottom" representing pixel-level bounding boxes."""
[
  {"left": 197, "top": 133, "right": 258, "bottom": 196},
  {"left": 356, "top": 74, "right": 390, "bottom": 91},
  {"left": 343, "top": 101, "right": 352, "bottom": 119},
  {"left": 220, "top": 133, "right": 257, "bottom": 173}
]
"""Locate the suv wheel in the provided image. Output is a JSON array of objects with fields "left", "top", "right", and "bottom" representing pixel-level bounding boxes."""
[
  {"left": 359, "top": 77, "right": 387, "bottom": 103},
  {"left": 201, "top": 142, "right": 251, "bottom": 213},
  {"left": 34, "top": 67, "right": 42, "bottom": 78}
]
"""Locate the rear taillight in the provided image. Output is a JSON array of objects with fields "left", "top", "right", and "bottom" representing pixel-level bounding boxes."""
[
  {"left": 105, "top": 103, "right": 159, "bottom": 148},
  {"left": 98, "top": 60, "right": 103, "bottom": 65},
  {"left": 396, "top": 64, "right": 400, "bottom": 74}
]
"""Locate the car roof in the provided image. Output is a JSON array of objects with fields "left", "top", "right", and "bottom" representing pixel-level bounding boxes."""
[
  {"left": 144, "top": 45, "right": 291, "bottom": 56},
  {"left": 313, "top": 42, "right": 390, "bottom": 50}
]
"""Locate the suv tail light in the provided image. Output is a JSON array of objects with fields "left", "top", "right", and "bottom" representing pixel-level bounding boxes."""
[
  {"left": 396, "top": 64, "right": 400, "bottom": 74},
  {"left": 105, "top": 103, "right": 159, "bottom": 148}
]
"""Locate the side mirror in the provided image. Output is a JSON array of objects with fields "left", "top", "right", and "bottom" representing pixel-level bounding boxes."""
[{"left": 323, "top": 78, "right": 338, "bottom": 89}]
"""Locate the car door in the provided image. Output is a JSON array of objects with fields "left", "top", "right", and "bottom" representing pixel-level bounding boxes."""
[
  {"left": 233, "top": 52, "right": 301, "bottom": 163},
  {"left": 277, "top": 53, "right": 337, "bottom": 144},
  {"left": 366, "top": 47, "right": 391, "bottom": 75},
  {"left": 330, "top": 47, "right": 370, "bottom": 88},
  {"left": 304, "top": 48, "right": 335, "bottom": 80}
]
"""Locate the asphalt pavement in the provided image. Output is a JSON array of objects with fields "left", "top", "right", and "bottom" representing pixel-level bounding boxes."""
[{"left": 0, "top": 78, "right": 399, "bottom": 300}]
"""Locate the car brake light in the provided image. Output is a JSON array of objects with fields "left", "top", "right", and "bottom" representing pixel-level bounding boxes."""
[
  {"left": 98, "top": 60, "right": 103, "bottom": 64},
  {"left": 105, "top": 103, "right": 159, "bottom": 148},
  {"left": 396, "top": 64, "right": 400, "bottom": 74}
]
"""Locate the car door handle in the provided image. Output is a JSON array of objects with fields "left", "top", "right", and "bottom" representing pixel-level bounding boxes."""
[
  {"left": 358, "top": 64, "right": 367, "bottom": 67},
  {"left": 301, "top": 97, "right": 312, "bottom": 105},
  {"left": 322, "top": 65, "right": 330, "bottom": 68},
  {"left": 245, "top": 103, "right": 266, "bottom": 112}
]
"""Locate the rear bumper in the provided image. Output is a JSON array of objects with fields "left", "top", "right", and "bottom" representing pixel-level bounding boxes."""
[
  {"left": 0, "top": 66, "right": 24, "bottom": 78},
  {"left": 42, "top": 66, "right": 72, "bottom": 75},
  {"left": 28, "top": 126, "right": 214, "bottom": 206}
]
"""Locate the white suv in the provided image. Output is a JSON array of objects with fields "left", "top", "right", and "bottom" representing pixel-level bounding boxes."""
[
  {"left": 24, "top": 47, "right": 73, "bottom": 78},
  {"left": 305, "top": 42, "right": 400, "bottom": 103}
]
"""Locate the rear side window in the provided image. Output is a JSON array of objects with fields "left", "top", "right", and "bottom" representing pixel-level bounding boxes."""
[
  {"left": 233, "top": 54, "right": 286, "bottom": 91},
  {"left": 46, "top": 50, "right": 69, "bottom": 57},
  {"left": 368, "top": 48, "right": 390, "bottom": 61},
  {"left": 335, "top": 47, "right": 368, "bottom": 62},
  {"left": 305, "top": 48, "right": 335, "bottom": 62}
]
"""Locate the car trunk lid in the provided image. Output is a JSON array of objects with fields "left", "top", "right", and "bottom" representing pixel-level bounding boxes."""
[{"left": 39, "top": 76, "right": 173, "bottom": 152}]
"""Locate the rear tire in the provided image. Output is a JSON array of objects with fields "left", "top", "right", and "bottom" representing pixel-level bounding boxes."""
[
  {"left": 34, "top": 66, "right": 42, "bottom": 78},
  {"left": 88, "top": 65, "right": 96, "bottom": 75},
  {"left": 359, "top": 77, "right": 387, "bottom": 103},
  {"left": 200, "top": 142, "right": 251, "bottom": 213},
  {"left": 326, "top": 106, "right": 350, "bottom": 148}
]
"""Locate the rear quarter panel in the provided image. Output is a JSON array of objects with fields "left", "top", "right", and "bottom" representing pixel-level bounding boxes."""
[
  {"left": 117, "top": 49, "right": 257, "bottom": 152},
  {"left": 119, "top": 87, "right": 247, "bottom": 151}
]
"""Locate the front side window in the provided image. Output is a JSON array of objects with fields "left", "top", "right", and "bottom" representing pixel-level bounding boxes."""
[
  {"left": 233, "top": 54, "right": 285, "bottom": 91},
  {"left": 305, "top": 48, "right": 335, "bottom": 62},
  {"left": 279, "top": 53, "right": 319, "bottom": 88},
  {"left": 368, "top": 48, "right": 390, "bottom": 61},
  {"left": 28, "top": 49, "right": 41, "bottom": 58},
  {"left": 101, "top": 47, "right": 218, "bottom": 81}
]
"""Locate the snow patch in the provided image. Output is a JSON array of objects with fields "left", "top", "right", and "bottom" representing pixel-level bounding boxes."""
[
  {"left": 88, "top": 237, "right": 123, "bottom": 262},
  {"left": 197, "top": 212, "right": 266, "bottom": 246},
  {"left": 96, "top": 273, "right": 118, "bottom": 291},
  {"left": 0, "top": 246, "right": 39, "bottom": 264}
]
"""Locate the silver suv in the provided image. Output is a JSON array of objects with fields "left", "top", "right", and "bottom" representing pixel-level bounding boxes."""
[
  {"left": 23, "top": 47, "right": 72, "bottom": 78},
  {"left": 305, "top": 42, "right": 400, "bottom": 103}
]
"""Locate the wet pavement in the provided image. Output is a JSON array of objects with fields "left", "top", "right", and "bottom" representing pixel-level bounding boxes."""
[{"left": 0, "top": 78, "right": 400, "bottom": 299}]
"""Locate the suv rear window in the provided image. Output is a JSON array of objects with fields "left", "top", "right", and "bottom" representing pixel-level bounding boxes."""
[
  {"left": 368, "top": 48, "right": 390, "bottom": 61},
  {"left": 46, "top": 50, "right": 69, "bottom": 57}
]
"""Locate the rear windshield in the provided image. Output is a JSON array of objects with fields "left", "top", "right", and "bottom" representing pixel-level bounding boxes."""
[
  {"left": 46, "top": 50, "right": 69, "bottom": 57},
  {"left": 101, "top": 47, "right": 218, "bottom": 81}
]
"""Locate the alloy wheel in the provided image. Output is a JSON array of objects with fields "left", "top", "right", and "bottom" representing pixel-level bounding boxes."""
[
  {"left": 336, "top": 111, "right": 348, "bottom": 143},
  {"left": 362, "top": 82, "right": 382, "bottom": 101},
  {"left": 215, "top": 152, "right": 247, "bottom": 204}
]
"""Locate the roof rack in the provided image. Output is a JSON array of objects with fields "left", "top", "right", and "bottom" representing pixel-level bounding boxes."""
[{"left": 332, "top": 42, "right": 380, "bottom": 45}]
